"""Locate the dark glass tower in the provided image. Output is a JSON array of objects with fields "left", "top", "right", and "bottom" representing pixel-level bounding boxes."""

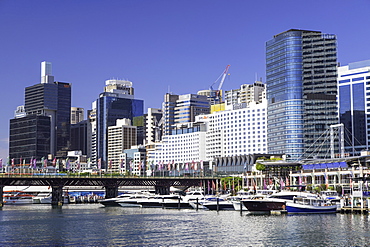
[
  {"left": 9, "top": 115, "right": 51, "bottom": 161},
  {"left": 266, "top": 29, "right": 338, "bottom": 160},
  {"left": 9, "top": 62, "right": 71, "bottom": 162},
  {"left": 95, "top": 81, "right": 144, "bottom": 169},
  {"left": 24, "top": 81, "right": 71, "bottom": 156}
]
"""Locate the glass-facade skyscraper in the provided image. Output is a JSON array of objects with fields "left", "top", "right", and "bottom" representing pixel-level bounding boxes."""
[
  {"left": 338, "top": 60, "right": 370, "bottom": 155},
  {"left": 266, "top": 29, "right": 338, "bottom": 160},
  {"left": 95, "top": 80, "right": 144, "bottom": 169},
  {"left": 9, "top": 62, "right": 71, "bottom": 161}
]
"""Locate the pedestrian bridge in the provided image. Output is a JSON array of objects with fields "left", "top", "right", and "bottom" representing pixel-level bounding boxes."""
[{"left": 0, "top": 174, "right": 219, "bottom": 206}]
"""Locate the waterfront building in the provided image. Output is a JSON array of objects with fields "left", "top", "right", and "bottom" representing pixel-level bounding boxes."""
[
  {"left": 66, "top": 150, "right": 89, "bottom": 171},
  {"left": 205, "top": 99, "right": 268, "bottom": 161},
  {"left": 338, "top": 60, "right": 370, "bottom": 155},
  {"left": 122, "top": 145, "right": 146, "bottom": 176},
  {"left": 153, "top": 83, "right": 268, "bottom": 174},
  {"left": 71, "top": 107, "right": 84, "bottom": 124},
  {"left": 156, "top": 122, "right": 207, "bottom": 165},
  {"left": 266, "top": 29, "right": 338, "bottom": 160},
  {"left": 9, "top": 61, "right": 71, "bottom": 162},
  {"left": 107, "top": 119, "right": 137, "bottom": 172},
  {"left": 94, "top": 79, "right": 143, "bottom": 169}
]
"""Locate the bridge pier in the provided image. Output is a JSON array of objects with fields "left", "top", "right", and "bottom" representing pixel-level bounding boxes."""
[
  {"left": 51, "top": 186, "right": 64, "bottom": 206},
  {"left": 105, "top": 186, "right": 118, "bottom": 199},
  {"left": 0, "top": 186, "right": 3, "bottom": 207},
  {"left": 155, "top": 185, "right": 170, "bottom": 195}
]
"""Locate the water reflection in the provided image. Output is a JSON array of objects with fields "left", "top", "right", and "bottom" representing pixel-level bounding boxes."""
[{"left": 0, "top": 204, "right": 370, "bottom": 246}]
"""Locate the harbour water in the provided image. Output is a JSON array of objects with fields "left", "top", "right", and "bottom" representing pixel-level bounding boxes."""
[{"left": 0, "top": 204, "right": 370, "bottom": 246}]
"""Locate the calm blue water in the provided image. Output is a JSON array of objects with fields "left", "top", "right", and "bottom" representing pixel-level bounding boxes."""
[{"left": 0, "top": 204, "right": 369, "bottom": 246}]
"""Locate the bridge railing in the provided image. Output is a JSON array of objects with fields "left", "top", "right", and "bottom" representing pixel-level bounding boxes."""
[{"left": 0, "top": 172, "right": 218, "bottom": 179}]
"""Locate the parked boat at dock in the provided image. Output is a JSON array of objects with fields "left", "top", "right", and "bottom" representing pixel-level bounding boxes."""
[
  {"left": 241, "top": 196, "right": 286, "bottom": 214},
  {"left": 202, "top": 198, "right": 234, "bottom": 211},
  {"left": 117, "top": 194, "right": 150, "bottom": 207},
  {"left": 285, "top": 196, "right": 337, "bottom": 214},
  {"left": 3, "top": 191, "right": 35, "bottom": 205},
  {"left": 99, "top": 194, "right": 134, "bottom": 207}
]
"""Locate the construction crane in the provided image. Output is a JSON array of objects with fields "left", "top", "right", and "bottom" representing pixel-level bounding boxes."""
[{"left": 209, "top": 65, "right": 230, "bottom": 91}]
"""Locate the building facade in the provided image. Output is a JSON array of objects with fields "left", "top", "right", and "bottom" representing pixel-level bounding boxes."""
[
  {"left": 224, "top": 82, "right": 265, "bottom": 109},
  {"left": 205, "top": 99, "right": 268, "bottom": 160},
  {"left": 156, "top": 122, "right": 207, "bottom": 164},
  {"left": 144, "top": 108, "right": 163, "bottom": 146},
  {"left": 266, "top": 29, "right": 338, "bottom": 160},
  {"left": 9, "top": 61, "right": 71, "bottom": 162},
  {"left": 94, "top": 79, "right": 143, "bottom": 169},
  {"left": 107, "top": 119, "right": 137, "bottom": 171},
  {"left": 9, "top": 115, "right": 51, "bottom": 162},
  {"left": 71, "top": 107, "right": 84, "bottom": 124},
  {"left": 338, "top": 60, "right": 370, "bottom": 155}
]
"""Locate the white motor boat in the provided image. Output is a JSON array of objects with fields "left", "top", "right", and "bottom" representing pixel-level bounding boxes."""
[
  {"left": 33, "top": 192, "right": 52, "bottom": 204},
  {"left": 286, "top": 196, "right": 337, "bottom": 214},
  {"left": 117, "top": 194, "right": 151, "bottom": 207},
  {"left": 3, "top": 191, "right": 35, "bottom": 205}
]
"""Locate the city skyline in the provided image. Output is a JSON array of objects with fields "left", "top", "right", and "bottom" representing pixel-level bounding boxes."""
[{"left": 1, "top": 0, "right": 370, "bottom": 160}]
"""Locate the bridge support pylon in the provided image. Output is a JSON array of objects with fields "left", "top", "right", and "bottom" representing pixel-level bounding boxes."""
[
  {"left": 51, "top": 186, "right": 64, "bottom": 206},
  {"left": 155, "top": 185, "right": 170, "bottom": 195},
  {"left": 0, "top": 186, "right": 3, "bottom": 207},
  {"left": 105, "top": 186, "right": 118, "bottom": 199}
]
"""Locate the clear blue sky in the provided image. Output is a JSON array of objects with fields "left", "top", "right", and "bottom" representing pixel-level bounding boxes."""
[{"left": 1, "top": 0, "right": 370, "bottom": 160}]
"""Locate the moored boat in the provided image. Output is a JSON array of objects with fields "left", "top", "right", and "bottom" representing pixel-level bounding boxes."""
[
  {"left": 117, "top": 194, "right": 150, "bottom": 207},
  {"left": 3, "top": 191, "right": 35, "bottom": 205},
  {"left": 285, "top": 196, "right": 337, "bottom": 214},
  {"left": 138, "top": 195, "right": 183, "bottom": 208},
  {"left": 241, "top": 196, "right": 286, "bottom": 214},
  {"left": 99, "top": 193, "right": 133, "bottom": 207},
  {"left": 202, "top": 198, "right": 234, "bottom": 211},
  {"left": 32, "top": 192, "right": 52, "bottom": 204}
]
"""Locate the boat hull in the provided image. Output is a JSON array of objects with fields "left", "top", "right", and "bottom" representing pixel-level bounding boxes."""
[
  {"left": 203, "top": 203, "right": 235, "bottom": 211},
  {"left": 286, "top": 203, "right": 337, "bottom": 214},
  {"left": 242, "top": 200, "right": 285, "bottom": 212},
  {"left": 161, "top": 202, "right": 192, "bottom": 209}
]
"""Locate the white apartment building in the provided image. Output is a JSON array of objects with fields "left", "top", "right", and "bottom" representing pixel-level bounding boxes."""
[
  {"left": 107, "top": 119, "right": 137, "bottom": 171},
  {"left": 224, "top": 82, "right": 265, "bottom": 110},
  {"left": 154, "top": 122, "right": 207, "bottom": 165},
  {"left": 204, "top": 98, "right": 268, "bottom": 160}
]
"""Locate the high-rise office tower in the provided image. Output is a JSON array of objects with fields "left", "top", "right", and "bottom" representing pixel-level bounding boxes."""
[
  {"left": 338, "top": 60, "right": 370, "bottom": 155},
  {"left": 9, "top": 61, "right": 71, "bottom": 161},
  {"left": 266, "top": 29, "right": 338, "bottom": 160},
  {"left": 94, "top": 79, "right": 143, "bottom": 168}
]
